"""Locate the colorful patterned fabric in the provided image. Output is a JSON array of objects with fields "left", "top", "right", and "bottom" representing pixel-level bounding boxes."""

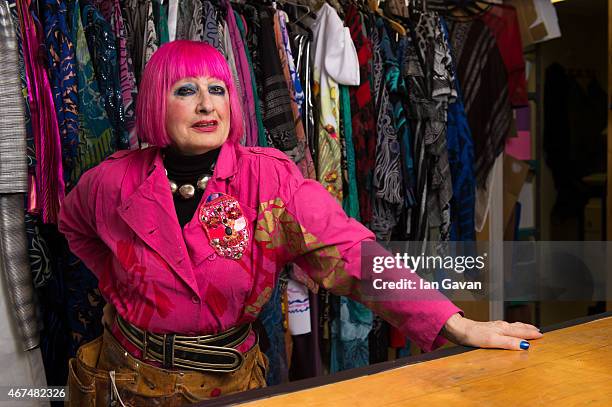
[
  {"left": 233, "top": 9, "right": 266, "bottom": 147},
  {"left": 376, "top": 18, "right": 416, "bottom": 213},
  {"left": 259, "top": 7, "right": 299, "bottom": 153},
  {"left": 203, "top": 1, "right": 221, "bottom": 51},
  {"left": 224, "top": 0, "right": 257, "bottom": 147},
  {"left": 82, "top": 3, "right": 129, "bottom": 151},
  {"left": 71, "top": 0, "right": 116, "bottom": 186},
  {"left": 59, "top": 141, "right": 461, "bottom": 360},
  {"left": 367, "top": 14, "right": 403, "bottom": 240},
  {"left": 121, "top": 0, "right": 148, "bottom": 83},
  {"left": 176, "top": 0, "right": 203, "bottom": 41},
  {"left": 274, "top": 10, "right": 314, "bottom": 179},
  {"left": 311, "top": 4, "right": 359, "bottom": 202},
  {"left": 278, "top": 12, "right": 304, "bottom": 115},
  {"left": 142, "top": 0, "right": 158, "bottom": 67},
  {"left": 345, "top": 5, "right": 376, "bottom": 225},
  {"left": 92, "top": 0, "right": 138, "bottom": 143},
  {"left": 114, "top": 0, "right": 138, "bottom": 144},
  {"left": 330, "top": 296, "right": 372, "bottom": 373},
  {"left": 19, "top": 0, "right": 65, "bottom": 222},
  {"left": 43, "top": 0, "right": 79, "bottom": 191}
]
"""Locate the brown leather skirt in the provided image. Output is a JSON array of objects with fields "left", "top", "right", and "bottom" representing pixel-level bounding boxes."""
[{"left": 67, "top": 329, "right": 267, "bottom": 406}]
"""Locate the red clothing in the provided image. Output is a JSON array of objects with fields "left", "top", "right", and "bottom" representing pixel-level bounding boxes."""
[
  {"left": 481, "top": 5, "right": 528, "bottom": 107},
  {"left": 59, "top": 140, "right": 460, "bottom": 356}
]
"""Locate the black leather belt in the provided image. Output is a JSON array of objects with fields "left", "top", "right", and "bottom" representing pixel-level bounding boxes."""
[{"left": 116, "top": 316, "right": 250, "bottom": 373}]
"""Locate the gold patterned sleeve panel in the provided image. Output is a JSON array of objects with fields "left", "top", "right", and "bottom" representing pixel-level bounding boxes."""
[{"left": 253, "top": 170, "right": 461, "bottom": 352}]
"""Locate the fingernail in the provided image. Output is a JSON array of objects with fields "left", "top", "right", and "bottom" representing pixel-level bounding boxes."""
[{"left": 520, "top": 340, "right": 530, "bottom": 350}]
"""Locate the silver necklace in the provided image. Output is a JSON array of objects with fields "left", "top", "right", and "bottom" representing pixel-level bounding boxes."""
[{"left": 165, "top": 170, "right": 212, "bottom": 200}]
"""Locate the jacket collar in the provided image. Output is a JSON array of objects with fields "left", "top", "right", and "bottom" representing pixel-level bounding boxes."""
[
  {"left": 116, "top": 141, "right": 240, "bottom": 295},
  {"left": 212, "top": 139, "right": 239, "bottom": 180}
]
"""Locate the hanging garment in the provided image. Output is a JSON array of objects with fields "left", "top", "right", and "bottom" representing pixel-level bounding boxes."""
[
  {"left": 414, "top": 13, "right": 454, "bottom": 244},
  {"left": 275, "top": 10, "right": 315, "bottom": 178},
  {"left": 93, "top": 0, "right": 139, "bottom": 144},
  {"left": 258, "top": 6, "right": 300, "bottom": 154},
  {"left": 142, "top": 0, "right": 158, "bottom": 67},
  {"left": 447, "top": 19, "right": 511, "bottom": 230},
  {"left": 330, "top": 296, "right": 373, "bottom": 373},
  {"left": 43, "top": 0, "right": 80, "bottom": 190},
  {"left": 114, "top": 0, "right": 139, "bottom": 145},
  {"left": 376, "top": 18, "right": 417, "bottom": 228},
  {"left": 153, "top": 0, "right": 169, "bottom": 45},
  {"left": 233, "top": 9, "right": 266, "bottom": 148},
  {"left": 176, "top": 0, "right": 203, "bottom": 41},
  {"left": 203, "top": 0, "right": 221, "bottom": 51},
  {"left": 441, "top": 19, "right": 476, "bottom": 242},
  {"left": 291, "top": 32, "right": 315, "bottom": 159},
  {"left": 6, "top": 0, "right": 34, "bottom": 171},
  {"left": 345, "top": 4, "right": 376, "bottom": 225},
  {"left": 222, "top": 19, "right": 242, "bottom": 107},
  {"left": 71, "top": 0, "right": 116, "bottom": 186},
  {"left": 339, "top": 85, "right": 359, "bottom": 220},
  {"left": 224, "top": 0, "right": 257, "bottom": 147},
  {"left": 367, "top": 14, "right": 403, "bottom": 241},
  {"left": 0, "top": 1, "right": 38, "bottom": 350},
  {"left": 167, "top": 0, "right": 178, "bottom": 41},
  {"left": 447, "top": 19, "right": 511, "bottom": 187},
  {"left": 18, "top": 0, "right": 65, "bottom": 222},
  {"left": 311, "top": 3, "right": 359, "bottom": 202},
  {"left": 0, "top": 232, "right": 47, "bottom": 394},
  {"left": 82, "top": 3, "right": 129, "bottom": 151},
  {"left": 121, "top": 0, "right": 149, "bottom": 83},
  {"left": 480, "top": 4, "right": 528, "bottom": 107}
]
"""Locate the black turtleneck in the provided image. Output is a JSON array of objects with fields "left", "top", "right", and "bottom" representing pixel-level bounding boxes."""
[{"left": 163, "top": 147, "right": 220, "bottom": 227}]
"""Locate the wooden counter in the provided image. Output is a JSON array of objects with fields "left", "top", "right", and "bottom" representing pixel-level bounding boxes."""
[{"left": 201, "top": 312, "right": 612, "bottom": 406}]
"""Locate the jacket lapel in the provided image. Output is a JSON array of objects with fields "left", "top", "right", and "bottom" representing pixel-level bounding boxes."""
[{"left": 117, "top": 152, "right": 200, "bottom": 295}]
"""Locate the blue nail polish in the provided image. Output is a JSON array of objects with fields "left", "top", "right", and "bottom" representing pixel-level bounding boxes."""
[{"left": 520, "top": 341, "right": 530, "bottom": 350}]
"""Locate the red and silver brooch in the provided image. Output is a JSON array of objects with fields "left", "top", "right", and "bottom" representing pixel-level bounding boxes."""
[{"left": 199, "top": 194, "right": 249, "bottom": 259}]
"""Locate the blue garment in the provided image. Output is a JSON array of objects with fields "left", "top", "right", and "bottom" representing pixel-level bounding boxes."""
[
  {"left": 43, "top": 0, "right": 79, "bottom": 189},
  {"left": 331, "top": 86, "right": 371, "bottom": 373},
  {"left": 71, "top": 0, "right": 116, "bottom": 185},
  {"left": 82, "top": 3, "right": 129, "bottom": 151},
  {"left": 330, "top": 296, "right": 373, "bottom": 373},
  {"left": 377, "top": 18, "right": 416, "bottom": 210},
  {"left": 441, "top": 20, "right": 476, "bottom": 241},
  {"left": 258, "top": 273, "right": 288, "bottom": 385}
]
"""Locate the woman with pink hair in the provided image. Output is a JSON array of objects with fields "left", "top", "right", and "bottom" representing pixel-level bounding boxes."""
[{"left": 59, "top": 41, "right": 541, "bottom": 405}]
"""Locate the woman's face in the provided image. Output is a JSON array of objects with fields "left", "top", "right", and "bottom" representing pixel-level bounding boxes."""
[{"left": 165, "top": 76, "right": 231, "bottom": 155}]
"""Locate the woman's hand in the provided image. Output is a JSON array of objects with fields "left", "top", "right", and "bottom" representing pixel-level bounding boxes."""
[{"left": 442, "top": 313, "right": 543, "bottom": 350}]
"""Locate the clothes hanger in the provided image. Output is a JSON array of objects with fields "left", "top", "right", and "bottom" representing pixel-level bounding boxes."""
[
  {"left": 278, "top": 0, "right": 315, "bottom": 39},
  {"left": 369, "top": 0, "right": 407, "bottom": 36}
]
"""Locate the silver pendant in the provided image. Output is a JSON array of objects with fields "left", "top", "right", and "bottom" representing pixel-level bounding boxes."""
[{"left": 178, "top": 184, "right": 196, "bottom": 199}]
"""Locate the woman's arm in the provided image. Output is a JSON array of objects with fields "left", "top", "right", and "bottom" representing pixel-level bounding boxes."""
[
  {"left": 58, "top": 166, "right": 112, "bottom": 279},
  {"left": 273, "top": 160, "right": 542, "bottom": 351}
]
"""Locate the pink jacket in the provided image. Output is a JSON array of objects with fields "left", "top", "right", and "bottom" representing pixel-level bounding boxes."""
[{"left": 59, "top": 140, "right": 460, "bottom": 352}]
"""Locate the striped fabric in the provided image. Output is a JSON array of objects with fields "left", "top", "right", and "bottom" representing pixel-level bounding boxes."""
[
  {"left": 0, "top": 0, "right": 26, "bottom": 194},
  {"left": 447, "top": 19, "right": 511, "bottom": 187},
  {"left": 0, "top": 194, "right": 40, "bottom": 351}
]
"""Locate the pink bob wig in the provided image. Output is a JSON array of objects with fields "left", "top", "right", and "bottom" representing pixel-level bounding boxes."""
[{"left": 135, "top": 40, "right": 244, "bottom": 146}]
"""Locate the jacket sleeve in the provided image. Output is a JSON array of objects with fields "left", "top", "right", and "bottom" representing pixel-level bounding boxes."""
[
  {"left": 58, "top": 165, "right": 112, "bottom": 280},
  {"left": 272, "top": 158, "right": 462, "bottom": 352}
]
